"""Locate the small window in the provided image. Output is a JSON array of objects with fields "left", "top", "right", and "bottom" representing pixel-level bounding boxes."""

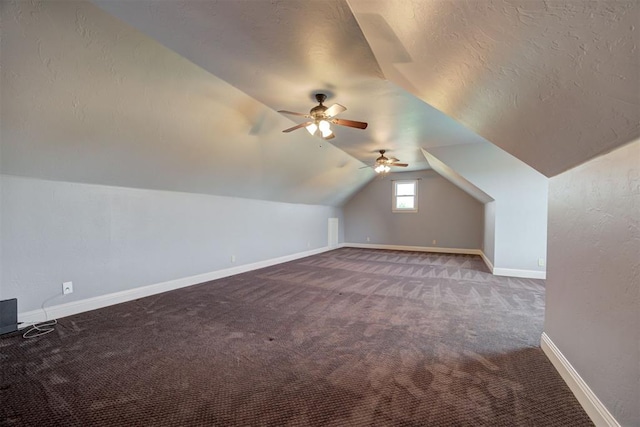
[{"left": 393, "top": 180, "right": 418, "bottom": 212}]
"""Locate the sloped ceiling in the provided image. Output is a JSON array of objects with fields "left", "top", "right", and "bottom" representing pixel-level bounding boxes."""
[
  {"left": 91, "top": 0, "right": 489, "bottom": 170},
  {"left": 2, "top": 1, "right": 638, "bottom": 207},
  {"left": 0, "top": 0, "right": 372, "bottom": 205},
  {"left": 421, "top": 149, "right": 493, "bottom": 204},
  {"left": 349, "top": 0, "right": 639, "bottom": 177}
]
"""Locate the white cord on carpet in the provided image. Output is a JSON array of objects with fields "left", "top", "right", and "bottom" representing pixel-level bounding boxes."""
[
  {"left": 23, "top": 319, "right": 58, "bottom": 339},
  {"left": 22, "top": 294, "right": 59, "bottom": 339}
]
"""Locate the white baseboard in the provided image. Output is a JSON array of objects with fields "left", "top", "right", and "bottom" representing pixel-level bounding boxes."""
[
  {"left": 342, "top": 243, "right": 546, "bottom": 279},
  {"left": 19, "top": 246, "right": 335, "bottom": 325},
  {"left": 493, "top": 267, "right": 546, "bottom": 280},
  {"left": 343, "top": 242, "right": 483, "bottom": 256},
  {"left": 541, "top": 332, "right": 620, "bottom": 427},
  {"left": 479, "top": 251, "right": 495, "bottom": 273}
]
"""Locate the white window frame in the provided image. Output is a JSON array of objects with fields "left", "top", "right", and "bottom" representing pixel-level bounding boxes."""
[{"left": 393, "top": 180, "right": 418, "bottom": 213}]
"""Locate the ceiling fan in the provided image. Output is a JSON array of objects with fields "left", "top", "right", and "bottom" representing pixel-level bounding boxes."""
[
  {"left": 363, "top": 150, "right": 408, "bottom": 174},
  {"left": 278, "top": 94, "right": 368, "bottom": 140}
]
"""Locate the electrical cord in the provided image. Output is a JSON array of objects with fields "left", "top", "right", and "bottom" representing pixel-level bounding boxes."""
[
  {"left": 22, "top": 293, "right": 59, "bottom": 339},
  {"left": 23, "top": 319, "right": 57, "bottom": 339}
]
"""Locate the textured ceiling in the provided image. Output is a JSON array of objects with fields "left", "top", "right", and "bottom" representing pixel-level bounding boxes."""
[
  {"left": 91, "top": 0, "right": 490, "bottom": 170},
  {"left": 2, "top": 0, "right": 638, "bottom": 208},
  {"left": 0, "top": 0, "right": 372, "bottom": 205},
  {"left": 350, "top": 0, "right": 640, "bottom": 176}
]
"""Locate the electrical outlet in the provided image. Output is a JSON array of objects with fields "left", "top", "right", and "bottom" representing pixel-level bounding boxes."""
[
  {"left": 366, "top": 236, "right": 370, "bottom": 242},
  {"left": 62, "top": 281, "right": 73, "bottom": 295},
  {"left": 432, "top": 240, "right": 437, "bottom": 245},
  {"left": 538, "top": 258, "right": 545, "bottom": 267},
  {"left": 231, "top": 255, "right": 236, "bottom": 263},
  {"left": 307, "top": 241, "right": 311, "bottom": 248}
]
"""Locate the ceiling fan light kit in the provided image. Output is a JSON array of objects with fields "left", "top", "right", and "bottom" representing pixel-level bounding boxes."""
[
  {"left": 375, "top": 164, "right": 391, "bottom": 174},
  {"left": 317, "top": 119, "right": 332, "bottom": 137},
  {"left": 306, "top": 118, "right": 332, "bottom": 138},
  {"left": 371, "top": 150, "right": 409, "bottom": 174},
  {"left": 305, "top": 122, "right": 318, "bottom": 135},
  {"left": 278, "top": 93, "right": 367, "bottom": 141}
]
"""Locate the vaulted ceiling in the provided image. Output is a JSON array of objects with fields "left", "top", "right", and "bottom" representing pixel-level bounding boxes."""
[{"left": 2, "top": 1, "right": 638, "bottom": 205}]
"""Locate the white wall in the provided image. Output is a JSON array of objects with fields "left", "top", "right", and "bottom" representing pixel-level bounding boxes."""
[
  {"left": 545, "top": 140, "right": 639, "bottom": 426},
  {"left": 0, "top": 175, "right": 341, "bottom": 314},
  {"left": 343, "top": 170, "right": 483, "bottom": 250},
  {"left": 425, "top": 142, "right": 548, "bottom": 276},
  {"left": 483, "top": 201, "right": 496, "bottom": 267}
]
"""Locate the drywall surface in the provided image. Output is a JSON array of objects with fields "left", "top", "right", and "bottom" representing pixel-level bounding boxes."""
[
  {"left": 1, "top": 0, "right": 372, "bottom": 207},
  {"left": 425, "top": 142, "right": 548, "bottom": 273},
  {"left": 91, "top": 0, "right": 487, "bottom": 171},
  {"left": 483, "top": 201, "right": 496, "bottom": 267},
  {"left": 0, "top": 175, "right": 341, "bottom": 312},
  {"left": 421, "top": 148, "right": 492, "bottom": 203},
  {"left": 343, "top": 170, "right": 483, "bottom": 249},
  {"left": 545, "top": 140, "right": 640, "bottom": 426},
  {"left": 350, "top": 0, "right": 640, "bottom": 177}
]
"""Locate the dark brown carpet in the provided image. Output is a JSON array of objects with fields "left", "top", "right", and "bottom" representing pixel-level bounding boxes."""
[{"left": 1, "top": 248, "right": 593, "bottom": 426}]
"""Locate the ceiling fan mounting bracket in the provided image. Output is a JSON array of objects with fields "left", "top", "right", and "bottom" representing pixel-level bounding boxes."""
[
  {"left": 314, "top": 93, "right": 327, "bottom": 104},
  {"left": 377, "top": 150, "right": 389, "bottom": 162}
]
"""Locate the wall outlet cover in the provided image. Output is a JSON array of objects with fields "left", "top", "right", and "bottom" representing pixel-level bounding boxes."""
[{"left": 63, "top": 281, "right": 73, "bottom": 295}]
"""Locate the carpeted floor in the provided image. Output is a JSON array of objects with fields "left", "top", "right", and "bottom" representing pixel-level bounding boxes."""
[{"left": 1, "top": 248, "right": 593, "bottom": 426}]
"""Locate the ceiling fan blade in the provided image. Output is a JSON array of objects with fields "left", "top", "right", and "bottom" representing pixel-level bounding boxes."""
[
  {"left": 391, "top": 163, "right": 408, "bottom": 167},
  {"left": 324, "top": 103, "right": 346, "bottom": 118},
  {"left": 332, "top": 118, "right": 368, "bottom": 129},
  {"left": 278, "top": 110, "right": 310, "bottom": 118},
  {"left": 282, "top": 122, "right": 312, "bottom": 133}
]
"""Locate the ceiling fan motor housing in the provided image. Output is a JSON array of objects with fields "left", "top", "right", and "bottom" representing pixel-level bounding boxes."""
[{"left": 310, "top": 104, "right": 328, "bottom": 119}]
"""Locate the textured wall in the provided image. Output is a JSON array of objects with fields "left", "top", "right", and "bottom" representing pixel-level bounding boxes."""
[
  {"left": 0, "top": 175, "right": 341, "bottom": 313},
  {"left": 545, "top": 140, "right": 640, "bottom": 426},
  {"left": 343, "top": 170, "right": 483, "bottom": 249}
]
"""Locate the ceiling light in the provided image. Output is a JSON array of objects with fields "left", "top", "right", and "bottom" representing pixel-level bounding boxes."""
[
  {"left": 320, "top": 128, "right": 333, "bottom": 138},
  {"left": 318, "top": 120, "right": 331, "bottom": 132},
  {"left": 318, "top": 120, "right": 333, "bottom": 138},
  {"left": 306, "top": 123, "right": 318, "bottom": 135},
  {"left": 374, "top": 164, "right": 392, "bottom": 174}
]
